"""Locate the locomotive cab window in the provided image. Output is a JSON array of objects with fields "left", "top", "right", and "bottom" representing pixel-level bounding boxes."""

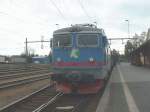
[
  {"left": 77, "top": 34, "right": 99, "bottom": 47},
  {"left": 53, "top": 34, "right": 72, "bottom": 47}
]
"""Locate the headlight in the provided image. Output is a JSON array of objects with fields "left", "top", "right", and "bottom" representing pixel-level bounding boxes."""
[
  {"left": 89, "top": 57, "right": 94, "bottom": 62},
  {"left": 57, "top": 57, "right": 61, "bottom": 62}
]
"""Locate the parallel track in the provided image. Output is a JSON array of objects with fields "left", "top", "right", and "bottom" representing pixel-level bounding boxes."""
[
  {"left": 0, "top": 85, "right": 59, "bottom": 112},
  {"left": 34, "top": 71, "right": 113, "bottom": 112},
  {"left": 0, "top": 64, "right": 112, "bottom": 112},
  {"left": 34, "top": 94, "right": 94, "bottom": 112},
  {"left": 0, "top": 73, "right": 50, "bottom": 89},
  {"left": 0, "top": 70, "right": 50, "bottom": 80},
  {"left": 0, "top": 64, "right": 51, "bottom": 89},
  {"left": 0, "top": 67, "right": 50, "bottom": 75},
  {"left": 0, "top": 64, "right": 50, "bottom": 71}
]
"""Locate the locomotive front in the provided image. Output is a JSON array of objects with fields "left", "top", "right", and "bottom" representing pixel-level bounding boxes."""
[{"left": 51, "top": 24, "right": 111, "bottom": 94}]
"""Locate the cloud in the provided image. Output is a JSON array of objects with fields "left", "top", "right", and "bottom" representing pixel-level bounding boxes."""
[
  {"left": 0, "top": 0, "right": 149, "bottom": 55},
  {"left": 119, "top": 0, "right": 150, "bottom": 18}
]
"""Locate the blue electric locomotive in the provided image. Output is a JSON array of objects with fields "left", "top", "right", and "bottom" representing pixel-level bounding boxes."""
[{"left": 51, "top": 24, "right": 111, "bottom": 94}]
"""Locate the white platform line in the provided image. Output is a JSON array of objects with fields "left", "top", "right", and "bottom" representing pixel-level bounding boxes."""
[
  {"left": 96, "top": 72, "right": 112, "bottom": 112},
  {"left": 117, "top": 65, "right": 140, "bottom": 112}
]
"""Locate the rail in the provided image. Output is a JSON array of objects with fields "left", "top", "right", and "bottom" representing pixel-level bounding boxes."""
[
  {"left": 0, "top": 73, "right": 50, "bottom": 89},
  {"left": 0, "top": 84, "right": 57, "bottom": 112}
]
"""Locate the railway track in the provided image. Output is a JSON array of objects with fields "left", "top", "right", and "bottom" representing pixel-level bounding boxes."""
[
  {"left": 0, "top": 64, "right": 110, "bottom": 112},
  {"left": 0, "top": 64, "right": 50, "bottom": 70},
  {"left": 0, "top": 66, "right": 50, "bottom": 75},
  {"left": 0, "top": 65, "right": 49, "bottom": 70},
  {"left": 0, "top": 68, "right": 49, "bottom": 74},
  {"left": 0, "top": 64, "right": 51, "bottom": 89},
  {"left": 0, "top": 69, "right": 50, "bottom": 80},
  {"left": 0, "top": 89, "right": 100, "bottom": 112},
  {"left": 34, "top": 74, "right": 112, "bottom": 112},
  {"left": 0, "top": 83, "right": 106, "bottom": 112},
  {"left": 0, "top": 64, "right": 50, "bottom": 68},
  {"left": 0, "top": 85, "right": 59, "bottom": 112},
  {"left": 0, "top": 73, "right": 50, "bottom": 89},
  {"left": 36, "top": 94, "right": 95, "bottom": 112}
]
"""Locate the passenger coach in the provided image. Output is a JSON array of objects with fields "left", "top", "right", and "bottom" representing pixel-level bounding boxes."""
[{"left": 51, "top": 24, "right": 111, "bottom": 94}]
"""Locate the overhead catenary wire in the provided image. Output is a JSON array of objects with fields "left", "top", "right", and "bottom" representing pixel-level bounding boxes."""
[
  {"left": 0, "top": 1, "right": 52, "bottom": 55},
  {"left": 0, "top": 26, "right": 25, "bottom": 37},
  {"left": 9, "top": 0, "right": 50, "bottom": 25},
  {"left": 77, "top": 0, "right": 91, "bottom": 21},
  {"left": 48, "top": 0, "right": 67, "bottom": 23},
  {"left": 0, "top": 10, "right": 50, "bottom": 36},
  {"left": 0, "top": 11, "right": 47, "bottom": 28}
]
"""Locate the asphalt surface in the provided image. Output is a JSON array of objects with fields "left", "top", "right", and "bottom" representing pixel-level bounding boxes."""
[{"left": 105, "top": 62, "right": 150, "bottom": 112}]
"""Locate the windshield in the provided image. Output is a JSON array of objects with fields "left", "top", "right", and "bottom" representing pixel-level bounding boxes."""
[
  {"left": 53, "top": 34, "right": 72, "bottom": 47},
  {"left": 77, "top": 34, "right": 98, "bottom": 47}
]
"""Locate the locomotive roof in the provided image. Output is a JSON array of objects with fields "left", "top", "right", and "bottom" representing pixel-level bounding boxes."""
[{"left": 53, "top": 24, "right": 106, "bottom": 35}]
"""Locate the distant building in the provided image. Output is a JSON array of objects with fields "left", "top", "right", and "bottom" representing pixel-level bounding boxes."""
[
  {"left": 10, "top": 56, "right": 26, "bottom": 63},
  {"left": 0, "top": 55, "right": 6, "bottom": 63}
]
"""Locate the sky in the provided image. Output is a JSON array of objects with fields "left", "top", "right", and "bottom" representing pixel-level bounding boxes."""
[{"left": 0, "top": 0, "right": 149, "bottom": 55}]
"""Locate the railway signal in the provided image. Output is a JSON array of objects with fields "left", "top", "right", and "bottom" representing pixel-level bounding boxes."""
[{"left": 25, "top": 37, "right": 51, "bottom": 57}]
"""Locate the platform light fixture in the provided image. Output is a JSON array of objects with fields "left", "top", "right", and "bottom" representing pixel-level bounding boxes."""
[{"left": 125, "top": 19, "right": 130, "bottom": 38}]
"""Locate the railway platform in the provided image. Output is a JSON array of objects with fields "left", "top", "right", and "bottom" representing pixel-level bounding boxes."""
[{"left": 96, "top": 62, "right": 150, "bottom": 112}]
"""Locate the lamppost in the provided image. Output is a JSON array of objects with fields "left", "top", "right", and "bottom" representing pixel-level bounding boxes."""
[
  {"left": 125, "top": 19, "right": 130, "bottom": 38},
  {"left": 93, "top": 21, "right": 97, "bottom": 27},
  {"left": 56, "top": 24, "right": 59, "bottom": 29}
]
